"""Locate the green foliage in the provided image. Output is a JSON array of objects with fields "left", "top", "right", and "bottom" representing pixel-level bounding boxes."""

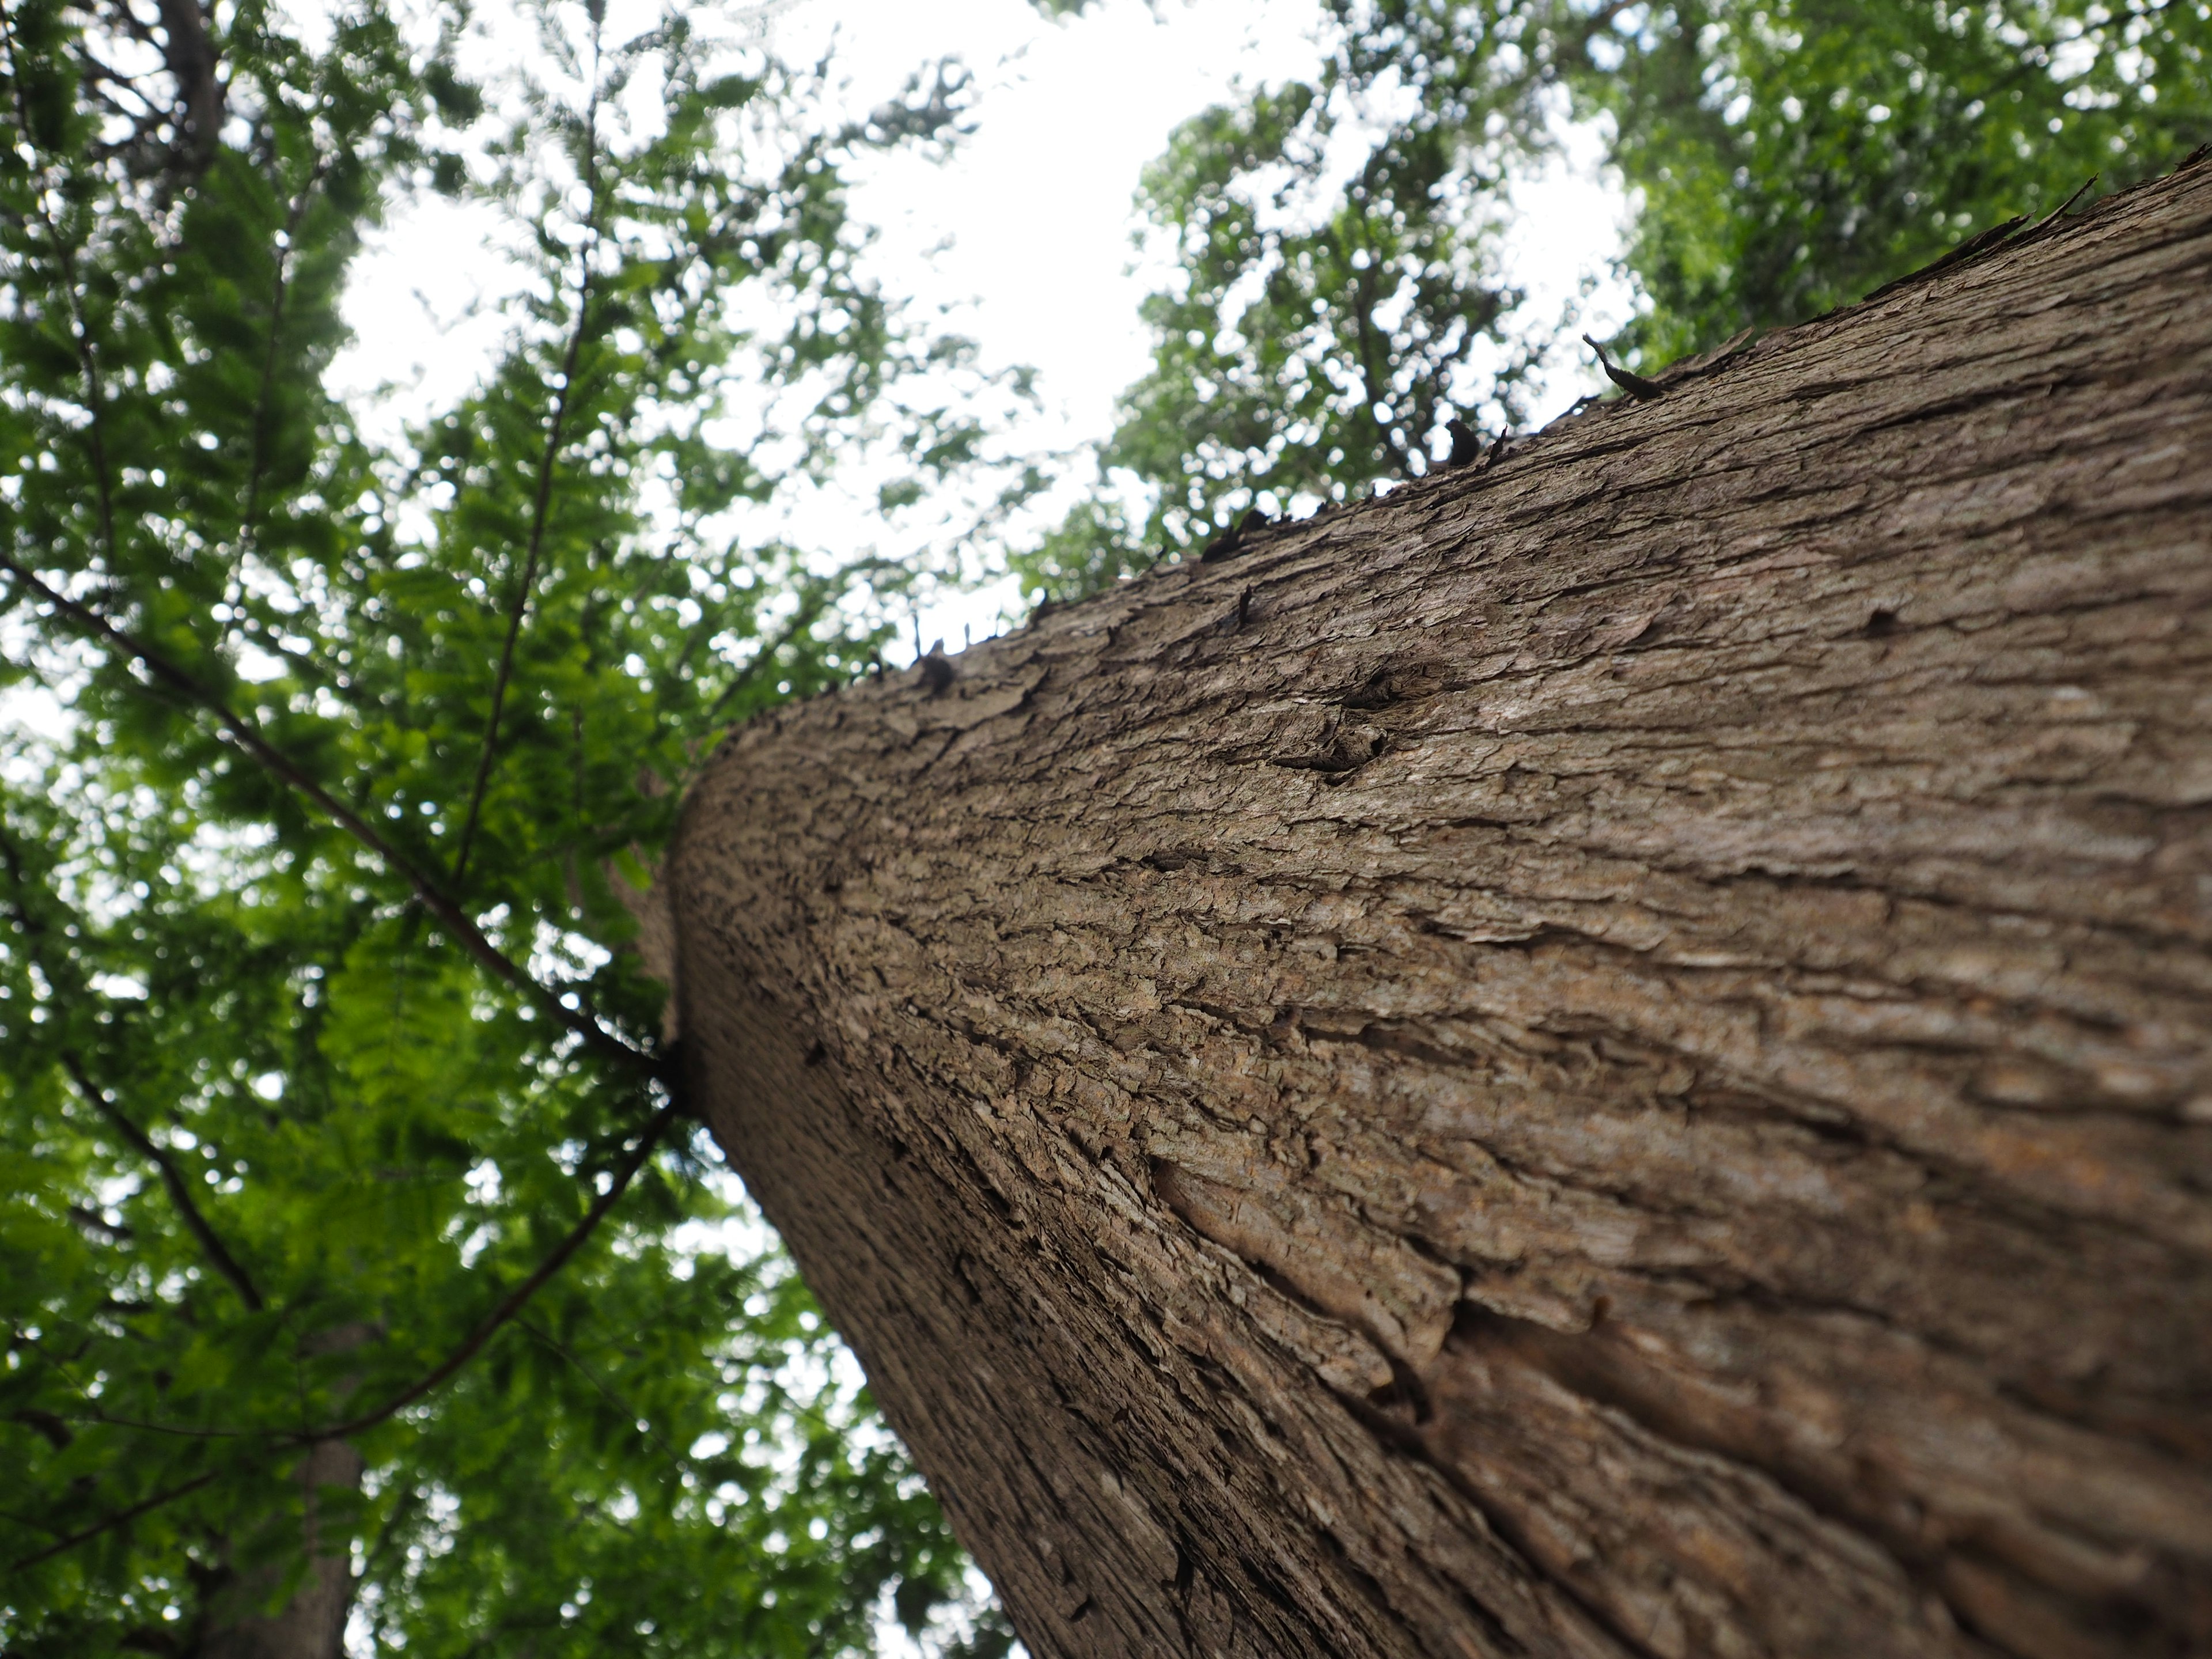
[
  {"left": 1017, "top": 48, "right": 1530, "bottom": 589},
  {"left": 1020, "top": 0, "right": 2212, "bottom": 601},
  {"left": 1596, "top": 0, "right": 2212, "bottom": 360},
  {"left": 0, "top": 0, "right": 1016, "bottom": 1652}
]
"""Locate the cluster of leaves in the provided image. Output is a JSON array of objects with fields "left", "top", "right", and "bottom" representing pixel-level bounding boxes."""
[
  {"left": 1601, "top": 0, "right": 2212, "bottom": 358},
  {"left": 0, "top": 0, "right": 1020, "bottom": 1653},
  {"left": 1014, "top": 0, "right": 2212, "bottom": 600}
]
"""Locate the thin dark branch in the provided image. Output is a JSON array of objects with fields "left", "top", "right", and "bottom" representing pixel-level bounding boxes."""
[
  {"left": 3, "top": 1469, "right": 221, "bottom": 1573},
  {"left": 353, "top": 1484, "right": 422, "bottom": 1596},
  {"left": 0, "top": 555, "right": 657, "bottom": 1080},
  {"left": 518, "top": 1315, "right": 684, "bottom": 1464},
  {"left": 702, "top": 555, "right": 907, "bottom": 726},
  {"left": 96, "top": 0, "right": 164, "bottom": 47},
  {"left": 1340, "top": 207, "right": 1414, "bottom": 481},
  {"left": 78, "top": 53, "right": 162, "bottom": 114},
  {"left": 704, "top": 599, "right": 825, "bottom": 724},
  {"left": 240, "top": 154, "right": 329, "bottom": 547},
  {"left": 452, "top": 25, "right": 608, "bottom": 885},
  {"left": 59, "top": 1052, "right": 266, "bottom": 1312},
  {"left": 313, "top": 1097, "right": 683, "bottom": 1442},
  {"left": 69, "top": 1407, "right": 255, "bottom": 1440},
  {"left": 0, "top": 842, "right": 264, "bottom": 1315},
  {"left": 152, "top": 0, "right": 225, "bottom": 180},
  {"left": 69, "top": 1203, "right": 132, "bottom": 1242},
  {"left": 0, "top": 2, "right": 120, "bottom": 563},
  {"left": 228, "top": 613, "right": 360, "bottom": 702},
  {"left": 0, "top": 1502, "right": 67, "bottom": 1534}
]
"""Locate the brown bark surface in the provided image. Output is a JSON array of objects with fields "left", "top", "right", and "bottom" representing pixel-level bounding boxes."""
[
  {"left": 194, "top": 1435, "right": 361, "bottom": 1659},
  {"left": 668, "top": 160, "right": 2212, "bottom": 1659}
]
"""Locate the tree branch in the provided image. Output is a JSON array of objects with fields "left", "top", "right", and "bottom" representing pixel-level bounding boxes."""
[
  {"left": 59, "top": 1052, "right": 266, "bottom": 1312},
  {"left": 239, "top": 153, "right": 329, "bottom": 548},
  {"left": 0, "top": 555, "right": 657, "bottom": 1081},
  {"left": 351, "top": 1483, "right": 421, "bottom": 1604},
  {"left": 151, "top": 0, "right": 224, "bottom": 180},
  {"left": 3, "top": 1470, "right": 220, "bottom": 1573},
  {"left": 314, "top": 1097, "right": 683, "bottom": 1443},
  {"left": 70, "top": 1408, "right": 255, "bottom": 1440},
  {"left": 0, "top": 1, "right": 120, "bottom": 563},
  {"left": 0, "top": 835, "right": 266, "bottom": 1312},
  {"left": 704, "top": 592, "right": 831, "bottom": 725},
  {"left": 518, "top": 1315, "right": 684, "bottom": 1464},
  {"left": 452, "top": 24, "right": 608, "bottom": 886},
  {"left": 698, "top": 555, "right": 908, "bottom": 729}
]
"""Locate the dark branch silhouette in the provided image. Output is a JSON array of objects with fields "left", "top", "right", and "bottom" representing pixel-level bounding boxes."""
[
  {"left": 0, "top": 1103, "right": 681, "bottom": 1567},
  {"left": 313, "top": 1097, "right": 683, "bottom": 1443},
  {"left": 0, "top": 9, "right": 119, "bottom": 564},
  {"left": 0, "top": 556, "right": 656, "bottom": 1080},
  {"left": 239, "top": 154, "right": 330, "bottom": 548},
  {"left": 59, "top": 1054, "right": 266, "bottom": 1312},
  {"left": 453, "top": 25, "right": 608, "bottom": 886},
  {"left": 4, "top": 1471, "right": 220, "bottom": 1573}
]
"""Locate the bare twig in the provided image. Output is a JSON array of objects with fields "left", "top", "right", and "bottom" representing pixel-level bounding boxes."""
[
  {"left": 0, "top": 1184, "right": 684, "bottom": 1567},
  {"left": 704, "top": 588, "right": 839, "bottom": 723},
  {"left": 240, "top": 154, "right": 331, "bottom": 547},
  {"left": 519, "top": 1315, "right": 684, "bottom": 1464},
  {"left": 59, "top": 1053, "right": 266, "bottom": 1312},
  {"left": 151, "top": 0, "right": 225, "bottom": 180},
  {"left": 0, "top": 1, "right": 119, "bottom": 564},
  {"left": 68, "top": 1408, "right": 255, "bottom": 1440},
  {"left": 1, "top": 841, "right": 266, "bottom": 1313}
]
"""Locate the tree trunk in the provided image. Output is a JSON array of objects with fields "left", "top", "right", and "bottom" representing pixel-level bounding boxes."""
[
  {"left": 190, "top": 1437, "right": 361, "bottom": 1659},
  {"left": 192, "top": 1327, "right": 372, "bottom": 1659},
  {"left": 666, "top": 160, "right": 2212, "bottom": 1659}
]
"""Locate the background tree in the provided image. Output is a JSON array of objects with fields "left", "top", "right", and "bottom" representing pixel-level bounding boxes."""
[
  {"left": 0, "top": 0, "right": 1022, "bottom": 1652},
  {"left": 1013, "top": 0, "right": 2212, "bottom": 600}
]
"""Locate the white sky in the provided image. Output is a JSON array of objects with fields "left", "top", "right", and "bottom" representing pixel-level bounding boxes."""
[{"left": 329, "top": 0, "right": 1634, "bottom": 660}]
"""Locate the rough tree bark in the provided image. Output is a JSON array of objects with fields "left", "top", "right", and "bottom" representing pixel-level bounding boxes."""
[{"left": 668, "top": 160, "right": 2212, "bottom": 1659}]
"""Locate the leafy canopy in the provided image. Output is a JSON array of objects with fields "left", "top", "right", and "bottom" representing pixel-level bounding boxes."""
[
  {"left": 0, "top": 0, "right": 1020, "bottom": 1652},
  {"left": 1013, "top": 0, "right": 2212, "bottom": 600}
]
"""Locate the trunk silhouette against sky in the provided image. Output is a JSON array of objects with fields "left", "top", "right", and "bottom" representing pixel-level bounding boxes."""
[{"left": 668, "top": 160, "right": 2212, "bottom": 1659}]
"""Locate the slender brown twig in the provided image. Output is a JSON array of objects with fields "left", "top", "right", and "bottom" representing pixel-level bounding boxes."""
[
  {"left": 0, "top": 554, "right": 657, "bottom": 1080},
  {"left": 4, "top": 1470, "right": 221, "bottom": 1573},
  {"left": 518, "top": 1315, "right": 685, "bottom": 1465},
  {"left": 0, "top": 0, "right": 118, "bottom": 565},
  {"left": 312, "top": 1097, "right": 683, "bottom": 1443},
  {"left": 451, "top": 22, "right": 608, "bottom": 885},
  {"left": 0, "top": 1101, "right": 681, "bottom": 1565},
  {"left": 1, "top": 841, "right": 265, "bottom": 1313},
  {"left": 239, "top": 153, "right": 330, "bottom": 548},
  {"left": 58, "top": 1053, "right": 266, "bottom": 1311}
]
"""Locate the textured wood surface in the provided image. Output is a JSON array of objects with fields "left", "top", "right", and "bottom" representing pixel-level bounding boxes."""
[{"left": 668, "top": 160, "right": 2212, "bottom": 1659}]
